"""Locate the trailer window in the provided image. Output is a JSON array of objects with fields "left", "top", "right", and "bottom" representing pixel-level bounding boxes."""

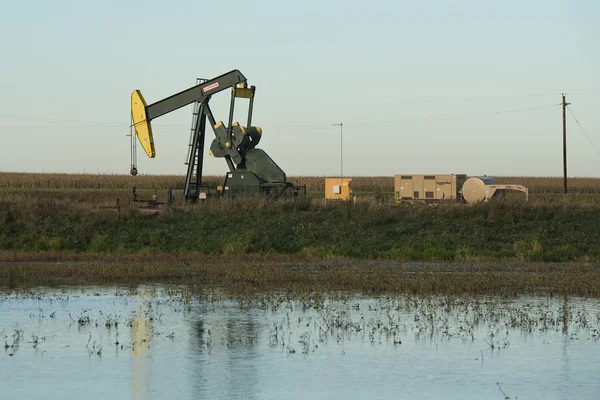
[
  {"left": 414, "top": 191, "right": 419, "bottom": 199},
  {"left": 401, "top": 176, "right": 412, "bottom": 179},
  {"left": 425, "top": 191, "right": 434, "bottom": 199}
]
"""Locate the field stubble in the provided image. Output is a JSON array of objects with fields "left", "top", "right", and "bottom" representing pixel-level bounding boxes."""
[
  {"left": 2, "top": 172, "right": 600, "bottom": 194},
  {"left": 2, "top": 172, "right": 600, "bottom": 209}
]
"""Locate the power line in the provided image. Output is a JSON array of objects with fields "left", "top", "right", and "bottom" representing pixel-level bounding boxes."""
[
  {"left": 0, "top": 103, "right": 559, "bottom": 132},
  {"left": 0, "top": 113, "right": 190, "bottom": 129},
  {"left": 567, "top": 105, "right": 600, "bottom": 158},
  {"left": 264, "top": 92, "right": 576, "bottom": 110},
  {"left": 0, "top": 113, "right": 124, "bottom": 127},
  {"left": 273, "top": 104, "right": 556, "bottom": 130},
  {"left": 495, "top": 105, "right": 558, "bottom": 114}
]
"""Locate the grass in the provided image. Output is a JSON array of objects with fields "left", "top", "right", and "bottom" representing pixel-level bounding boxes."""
[
  {"left": 2, "top": 256, "right": 600, "bottom": 297},
  {"left": 2, "top": 191, "right": 600, "bottom": 262},
  {"left": 2, "top": 172, "right": 600, "bottom": 265}
]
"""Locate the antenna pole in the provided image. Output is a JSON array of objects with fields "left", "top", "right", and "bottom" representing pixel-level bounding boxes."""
[
  {"left": 333, "top": 122, "right": 343, "bottom": 183},
  {"left": 562, "top": 94, "right": 570, "bottom": 194}
]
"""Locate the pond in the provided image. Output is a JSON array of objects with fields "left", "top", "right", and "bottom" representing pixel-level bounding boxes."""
[{"left": 1, "top": 285, "right": 599, "bottom": 399}]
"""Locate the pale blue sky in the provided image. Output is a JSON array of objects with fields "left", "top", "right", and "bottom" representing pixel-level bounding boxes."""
[{"left": 0, "top": 0, "right": 598, "bottom": 177}]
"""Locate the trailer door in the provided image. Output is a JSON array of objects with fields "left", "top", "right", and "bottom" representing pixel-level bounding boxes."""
[{"left": 400, "top": 176, "right": 414, "bottom": 199}]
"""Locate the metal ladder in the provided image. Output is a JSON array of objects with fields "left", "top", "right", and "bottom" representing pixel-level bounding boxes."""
[{"left": 184, "top": 78, "right": 206, "bottom": 200}]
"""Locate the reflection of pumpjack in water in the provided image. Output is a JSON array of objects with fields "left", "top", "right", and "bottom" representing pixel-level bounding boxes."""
[{"left": 191, "top": 313, "right": 258, "bottom": 398}]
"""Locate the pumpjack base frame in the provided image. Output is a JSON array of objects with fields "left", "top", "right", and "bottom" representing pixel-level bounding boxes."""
[{"left": 220, "top": 171, "right": 306, "bottom": 199}]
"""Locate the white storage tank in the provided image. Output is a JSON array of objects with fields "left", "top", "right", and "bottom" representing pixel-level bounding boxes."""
[
  {"left": 462, "top": 177, "right": 496, "bottom": 204},
  {"left": 462, "top": 177, "right": 529, "bottom": 204}
]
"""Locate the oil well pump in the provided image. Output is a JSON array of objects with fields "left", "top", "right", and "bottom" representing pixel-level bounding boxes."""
[{"left": 129, "top": 70, "right": 304, "bottom": 201}]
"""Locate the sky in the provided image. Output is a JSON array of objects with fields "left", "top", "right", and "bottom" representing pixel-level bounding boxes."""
[{"left": 0, "top": 0, "right": 598, "bottom": 178}]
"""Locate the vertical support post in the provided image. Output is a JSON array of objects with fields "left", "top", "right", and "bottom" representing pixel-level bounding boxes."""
[
  {"left": 167, "top": 188, "right": 173, "bottom": 205},
  {"left": 562, "top": 94, "right": 570, "bottom": 194},
  {"left": 227, "top": 88, "right": 236, "bottom": 144},
  {"left": 246, "top": 86, "right": 256, "bottom": 129},
  {"left": 195, "top": 110, "right": 207, "bottom": 189}
]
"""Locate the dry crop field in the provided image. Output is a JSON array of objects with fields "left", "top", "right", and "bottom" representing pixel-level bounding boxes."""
[{"left": 1, "top": 172, "right": 600, "bottom": 194}]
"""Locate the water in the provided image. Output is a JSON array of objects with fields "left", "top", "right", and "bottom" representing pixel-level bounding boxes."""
[{"left": 1, "top": 285, "right": 599, "bottom": 400}]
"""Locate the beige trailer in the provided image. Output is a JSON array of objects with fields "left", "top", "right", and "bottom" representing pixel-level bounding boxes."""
[
  {"left": 395, "top": 174, "right": 467, "bottom": 203},
  {"left": 462, "top": 177, "right": 528, "bottom": 204},
  {"left": 325, "top": 178, "right": 352, "bottom": 201}
]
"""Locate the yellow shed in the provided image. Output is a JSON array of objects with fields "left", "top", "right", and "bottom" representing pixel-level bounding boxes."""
[{"left": 325, "top": 178, "right": 352, "bottom": 200}]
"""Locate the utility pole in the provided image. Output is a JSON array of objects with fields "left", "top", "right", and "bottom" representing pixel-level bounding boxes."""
[
  {"left": 333, "top": 122, "right": 343, "bottom": 183},
  {"left": 562, "top": 94, "right": 570, "bottom": 194}
]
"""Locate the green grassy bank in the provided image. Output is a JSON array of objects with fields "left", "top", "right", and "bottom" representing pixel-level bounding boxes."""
[{"left": 1, "top": 196, "right": 599, "bottom": 262}]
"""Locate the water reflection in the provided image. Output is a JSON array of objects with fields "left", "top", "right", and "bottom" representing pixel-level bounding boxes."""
[
  {"left": 0, "top": 287, "right": 599, "bottom": 400},
  {"left": 191, "top": 319, "right": 208, "bottom": 399},
  {"left": 560, "top": 335, "right": 570, "bottom": 400},
  {"left": 131, "top": 306, "right": 151, "bottom": 400},
  {"left": 190, "top": 308, "right": 259, "bottom": 399}
]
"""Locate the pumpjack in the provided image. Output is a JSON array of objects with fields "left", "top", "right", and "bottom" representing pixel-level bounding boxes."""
[{"left": 129, "top": 70, "right": 304, "bottom": 201}]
